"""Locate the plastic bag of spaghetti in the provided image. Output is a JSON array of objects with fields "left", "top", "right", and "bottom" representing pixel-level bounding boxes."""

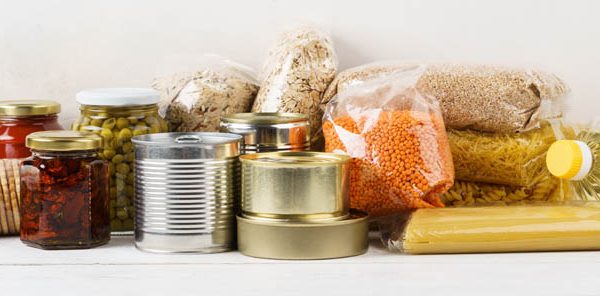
[
  {"left": 322, "top": 62, "right": 569, "bottom": 134},
  {"left": 252, "top": 27, "right": 337, "bottom": 150},
  {"left": 153, "top": 54, "right": 259, "bottom": 132},
  {"left": 323, "top": 68, "right": 454, "bottom": 216},
  {"left": 379, "top": 202, "right": 600, "bottom": 254},
  {"left": 449, "top": 119, "right": 576, "bottom": 187}
]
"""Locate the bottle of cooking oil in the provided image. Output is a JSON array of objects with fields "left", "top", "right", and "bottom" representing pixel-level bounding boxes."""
[{"left": 546, "top": 130, "right": 600, "bottom": 200}]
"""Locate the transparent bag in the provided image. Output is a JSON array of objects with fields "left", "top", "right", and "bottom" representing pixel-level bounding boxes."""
[
  {"left": 153, "top": 54, "right": 259, "bottom": 132},
  {"left": 323, "top": 68, "right": 454, "bottom": 216},
  {"left": 252, "top": 27, "right": 338, "bottom": 150},
  {"left": 322, "top": 62, "right": 569, "bottom": 134},
  {"left": 379, "top": 203, "right": 600, "bottom": 254},
  {"left": 449, "top": 120, "right": 576, "bottom": 187}
]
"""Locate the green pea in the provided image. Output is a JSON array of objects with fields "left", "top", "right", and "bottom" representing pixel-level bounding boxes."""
[
  {"left": 122, "top": 142, "right": 133, "bottom": 153},
  {"left": 127, "top": 206, "right": 135, "bottom": 217},
  {"left": 116, "top": 208, "right": 128, "bottom": 220},
  {"left": 118, "top": 128, "right": 133, "bottom": 141},
  {"left": 116, "top": 118, "right": 130, "bottom": 129},
  {"left": 123, "top": 219, "right": 134, "bottom": 229},
  {"left": 111, "top": 219, "right": 122, "bottom": 230},
  {"left": 133, "top": 128, "right": 148, "bottom": 137},
  {"left": 102, "top": 118, "right": 116, "bottom": 129},
  {"left": 112, "top": 154, "right": 124, "bottom": 164},
  {"left": 125, "top": 152, "right": 134, "bottom": 163},
  {"left": 115, "top": 177, "right": 126, "bottom": 190},
  {"left": 116, "top": 163, "right": 130, "bottom": 174},
  {"left": 128, "top": 117, "right": 139, "bottom": 124},
  {"left": 90, "top": 118, "right": 103, "bottom": 127},
  {"left": 150, "top": 124, "right": 161, "bottom": 134},
  {"left": 100, "top": 128, "right": 113, "bottom": 141}
]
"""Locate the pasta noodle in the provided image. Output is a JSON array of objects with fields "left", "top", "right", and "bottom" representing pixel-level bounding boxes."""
[
  {"left": 448, "top": 120, "right": 575, "bottom": 187},
  {"left": 442, "top": 176, "right": 571, "bottom": 206}
]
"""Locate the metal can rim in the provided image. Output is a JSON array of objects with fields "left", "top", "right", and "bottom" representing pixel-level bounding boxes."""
[
  {"left": 132, "top": 132, "right": 242, "bottom": 146},
  {"left": 240, "top": 151, "right": 350, "bottom": 166},
  {"left": 220, "top": 112, "right": 309, "bottom": 125}
]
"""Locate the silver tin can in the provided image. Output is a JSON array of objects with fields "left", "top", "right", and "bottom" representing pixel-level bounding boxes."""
[
  {"left": 132, "top": 132, "right": 242, "bottom": 253},
  {"left": 219, "top": 113, "right": 310, "bottom": 153}
]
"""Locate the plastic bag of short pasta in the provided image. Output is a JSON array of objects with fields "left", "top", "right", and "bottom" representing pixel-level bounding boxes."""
[
  {"left": 448, "top": 119, "right": 576, "bottom": 187},
  {"left": 153, "top": 54, "right": 259, "bottom": 132},
  {"left": 252, "top": 27, "right": 337, "bottom": 150},
  {"left": 322, "top": 62, "right": 568, "bottom": 134},
  {"left": 323, "top": 68, "right": 454, "bottom": 216}
]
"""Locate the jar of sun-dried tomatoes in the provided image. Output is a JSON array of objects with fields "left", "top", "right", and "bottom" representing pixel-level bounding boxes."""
[
  {"left": 20, "top": 131, "right": 110, "bottom": 249},
  {"left": 0, "top": 100, "right": 63, "bottom": 159}
]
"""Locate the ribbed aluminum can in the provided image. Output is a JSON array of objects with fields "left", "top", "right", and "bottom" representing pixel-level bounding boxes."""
[
  {"left": 219, "top": 113, "right": 310, "bottom": 153},
  {"left": 132, "top": 132, "right": 242, "bottom": 253}
]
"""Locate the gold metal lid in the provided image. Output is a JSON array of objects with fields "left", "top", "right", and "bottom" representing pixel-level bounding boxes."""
[
  {"left": 0, "top": 100, "right": 60, "bottom": 116},
  {"left": 26, "top": 131, "right": 102, "bottom": 151},
  {"left": 237, "top": 210, "right": 369, "bottom": 260},
  {"left": 221, "top": 112, "right": 308, "bottom": 125},
  {"left": 240, "top": 151, "right": 351, "bottom": 166}
]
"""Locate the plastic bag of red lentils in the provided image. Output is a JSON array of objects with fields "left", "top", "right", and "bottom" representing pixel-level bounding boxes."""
[{"left": 323, "top": 68, "right": 454, "bottom": 216}]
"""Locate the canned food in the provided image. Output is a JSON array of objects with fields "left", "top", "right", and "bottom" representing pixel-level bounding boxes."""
[
  {"left": 220, "top": 113, "right": 310, "bottom": 153},
  {"left": 237, "top": 210, "right": 369, "bottom": 260},
  {"left": 132, "top": 132, "right": 242, "bottom": 253},
  {"left": 240, "top": 152, "right": 350, "bottom": 222}
]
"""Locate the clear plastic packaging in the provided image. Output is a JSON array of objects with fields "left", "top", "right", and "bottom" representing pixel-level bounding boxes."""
[
  {"left": 323, "top": 69, "right": 454, "bottom": 216},
  {"left": 546, "top": 120, "right": 600, "bottom": 201},
  {"left": 449, "top": 120, "right": 575, "bottom": 187},
  {"left": 442, "top": 177, "right": 571, "bottom": 207},
  {"left": 380, "top": 203, "right": 600, "bottom": 254},
  {"left": 252, "top": 27, "right": 338, "bottom": 149},
  {"left": 153, "top": 54, "right": 259, "bottom": 132},
  {"left": 322, "top": 62, "right": 569, "bottom": 134}
]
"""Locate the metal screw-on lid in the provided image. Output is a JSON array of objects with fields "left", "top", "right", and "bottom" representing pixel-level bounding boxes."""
[
  {"left": 76, "top": 88, "right": 160, "bottom": 106},
  {"left": 26, "top": 131, "right": 102, "bottom": 151},
  {"left": 0, "top": 100, "right": 60, "bottom": 116}
]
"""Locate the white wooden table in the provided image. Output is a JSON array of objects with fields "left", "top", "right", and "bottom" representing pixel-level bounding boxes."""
[{"left": 1, "top": 235, "right": 599, "bottom": 296}]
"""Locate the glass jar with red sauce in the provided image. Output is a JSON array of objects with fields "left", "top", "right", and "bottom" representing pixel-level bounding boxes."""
[
  {"left": 20, "top": 131, "right": 110, "bottom": 249},
  {"left": 0, "top": 100, "right": 63, "bottom": 159}
]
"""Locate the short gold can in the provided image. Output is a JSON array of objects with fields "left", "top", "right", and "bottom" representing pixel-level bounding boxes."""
[{"left": 240, "top": 151, "right": 350, "bottom": 222}]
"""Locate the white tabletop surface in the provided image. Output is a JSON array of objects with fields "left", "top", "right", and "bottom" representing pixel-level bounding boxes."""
[{"left": 1, "top": 235, "right": 599, "bottom": 296}]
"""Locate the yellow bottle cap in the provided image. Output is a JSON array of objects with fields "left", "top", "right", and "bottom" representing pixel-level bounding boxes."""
[{"left": 546, "top": 140, "right": 593, "bottom": 180}]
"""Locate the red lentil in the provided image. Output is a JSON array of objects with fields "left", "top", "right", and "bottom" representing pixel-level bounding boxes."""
[{"left": 323, "top": 110, "right": 454, "bottom": 216}]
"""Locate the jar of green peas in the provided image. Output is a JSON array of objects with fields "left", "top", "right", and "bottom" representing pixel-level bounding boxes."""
[{"left": 72, "top": 88, "right": 169, "bottom": 234}]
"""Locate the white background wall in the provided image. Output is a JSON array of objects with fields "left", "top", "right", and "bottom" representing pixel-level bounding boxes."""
[{"left": 1, "top": 0, "right": 598, "bottom": 126}]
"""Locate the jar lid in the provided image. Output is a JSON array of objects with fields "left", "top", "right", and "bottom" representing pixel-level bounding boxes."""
[
  {"left": 76, "top": 88, "right": 160, "bottom": 106},
  {"left": 26, "top": 131, "right": 103, "bottom": 151},
  {"left": 0, "top": 100, "right": 60, "bottom": 116},
  {"left": 221, "top": 113, "right": 309, "bottom": 125}
]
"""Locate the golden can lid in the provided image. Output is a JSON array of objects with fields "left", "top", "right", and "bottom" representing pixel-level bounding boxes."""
[
  {"left": 0, "top": 100, "right": 60, "bottom": 116},
  {"left": 240, "top": 151, "right": 350, "bottom": 166},
  {"left": 237, "top": 210, "right": 369, "bottom": 260},
  {"left": 221, "top": 112, "right": 308, "bottom": 125},
  {"left": 26, "top": 131, "right": 102, "bottom": 151}
]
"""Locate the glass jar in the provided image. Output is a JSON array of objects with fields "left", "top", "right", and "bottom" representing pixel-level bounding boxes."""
[
  {"left": 0, "top": 100, "right": 63, "bottom": 158},
  {"left": 20, "top": 131, "right": 110, "bottom": 249},
  {"left": 71, "top": 88, "right": 168, "bottom": 233}
]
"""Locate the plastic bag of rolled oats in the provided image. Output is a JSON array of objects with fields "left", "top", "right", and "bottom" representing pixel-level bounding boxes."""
[
  {"left": 322, "top": 62, "right": 569, "bottom": 134},
  {"left": 153, "top": 54, "right": 259, "bottom": 132},
  {"left": 252, "top": 27, "right": 338, "bottom": 150}
]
